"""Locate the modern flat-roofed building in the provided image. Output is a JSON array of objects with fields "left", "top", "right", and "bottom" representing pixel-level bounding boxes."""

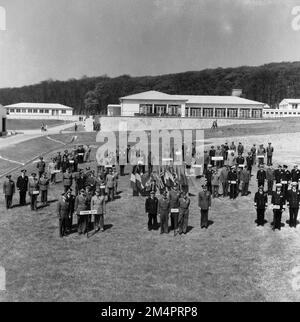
[
  {"left": 119, "top": 90, "right": 265, "bottom": 119},
  {"left": 0, "top": 104, "right": 7, "bottom": 136},
  {"left": 5, "top": 103, "right": 77, "bottom": 120},
  {"left": 263, "top": 99, "right": 300, "bottom": 118}
]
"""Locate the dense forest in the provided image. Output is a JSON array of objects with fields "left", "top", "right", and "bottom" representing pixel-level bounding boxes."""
[{"left": 1, "top": 61, "right": 300, "bottom": 115}]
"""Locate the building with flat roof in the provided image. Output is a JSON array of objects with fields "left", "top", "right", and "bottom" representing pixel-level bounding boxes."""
[
  {"left": 263, "top": 99, "right": 300, "bottom": 118},
  {"left": 0, "top": 104, "right": 7, "bottom": 136},
  {"left": 5, "top": 103, "right": 77, "bottom": 120},
  {"left": 119, "top": 90, "right": 265, "bottom": 119}
]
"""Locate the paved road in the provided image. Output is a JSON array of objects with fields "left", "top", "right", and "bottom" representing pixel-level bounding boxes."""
[{"left": 0, "top": 122, "right": 80, "bottom": 151}]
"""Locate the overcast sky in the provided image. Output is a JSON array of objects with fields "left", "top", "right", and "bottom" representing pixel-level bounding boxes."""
[{"left": 0, "top": 0, "right": 300, "bottom": 88}]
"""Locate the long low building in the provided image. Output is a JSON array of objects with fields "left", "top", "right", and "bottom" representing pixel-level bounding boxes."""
[
  {"left": 117, "top": 90, "right": 265, "bottom": 119},
  {"left": 4, "top": 102, "right": 81, "bottom": 120},
  {"left": 263, "top": 99, "right": 300, "bottom": 118}
]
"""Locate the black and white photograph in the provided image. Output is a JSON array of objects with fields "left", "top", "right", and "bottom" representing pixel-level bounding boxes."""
[{"left": 1, "top": 0, "right": 300, "bottom": 306}]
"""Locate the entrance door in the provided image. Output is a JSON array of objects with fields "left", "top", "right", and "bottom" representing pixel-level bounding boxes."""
[{"left": 2, "top": 117, "right": 6, "bottom": 132}]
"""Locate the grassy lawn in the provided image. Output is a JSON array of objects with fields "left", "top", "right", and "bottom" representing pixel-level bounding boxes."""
[
  {"left": 7, "top": 119, "right": 70, "bottom": 131},
  {"left": 0, "top": 144, "right": 299, "bottom": 301}
]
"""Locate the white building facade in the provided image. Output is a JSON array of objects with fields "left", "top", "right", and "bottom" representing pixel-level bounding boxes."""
[
  {"left": 263, "top": 99, "right": 300, "bottom": 118},
  {"left": 4, "top": 103, "right": 79, "bottom": 120},
  {"left": 119, "top": 91, "right": 265, "bottom": 119}
]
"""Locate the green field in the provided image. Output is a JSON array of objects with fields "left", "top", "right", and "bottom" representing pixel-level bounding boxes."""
[
  {"left": 6, "top": 119, "right": 70, "bottom": 131},
  {"left": 0, "top": 120, "right": 300, "bottom": 301}
]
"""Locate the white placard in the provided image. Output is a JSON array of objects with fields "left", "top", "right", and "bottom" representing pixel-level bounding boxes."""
[
  {"left": 281, "top": 181, "right": 287, "bottom": 184},
  {"left": 192, "top": 164, "right": 202, "bottom": 168},
  {"left": 79, "top": 210, "right": 97, "bottom": 215},
  {"left": 78, "top": 153, "right": 84, "bottom": 156},
  {"left": 230, "top": 181, "right": 237, "bottom": 184},
  {"left": 105, "top": 165, "right": 113, "bottom": 168},
  {"left": 171, "top": 209, "right": 179, "bottom": 213},
  {"left": 69, "top": 160, "right": 74, "bottom": 164},
  {"left": 100, "top": 185, "right": 106, "bottom": 189},
  {"left": 273, "top": 205, "right": 280, "bottom": 210},
  {"left": 32, "top": 191, "right": 40, "bottom": 195},
  {"left": 257, "top": 156, "right": 264, "bottom": 159},
  {"left": 212, "top": 156, "right": 224, "bottom": 161},
  {"left": 51, "top": 170, "right": 61, "bottom": 174}
]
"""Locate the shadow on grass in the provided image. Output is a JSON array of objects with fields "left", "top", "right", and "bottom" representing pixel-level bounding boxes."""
[
  {"left": 37, "top": 199, "right": 58, "bottom": 210},
  {"left": 254, "top": 219, "right": 268, "bottom": 226}
]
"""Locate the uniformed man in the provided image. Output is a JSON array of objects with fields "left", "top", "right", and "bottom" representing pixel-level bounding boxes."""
[
  {"left": 274, "top": 165, "right": 283, "bottom": 184},
  {"left": 112, "top": 166, "right": 119, "bottom": 196},
  {"left": 209, "top": 146, "right": 216, "bottom": 167},
  {"left": 198, "top": 185, "right": 212, "bottom": 229},
  {"left": 178, "top": 191, "right": 191, "bottom": 235},
  {"left": 287, "top": 182, "right": 300, "bottom": 228},
  {"left": 281, "top": 165, "right": 291, "bottom": 198},
  {"left": 66, "top": 188, "right": 75, "bottom": 233},
  {"left": 106, "top": 168, "right": 115, "bottom": 201},
  {"left": 230, "top": 141, "right": 237, "bottom": 152},
  {"left": 206, "top": 164, "right": 213, "bottom": 193},
  {"left": 75, "top": 170, "right": 86, "bottom": 195},
  {"left": 257, "top": 144, "right": 266, "bottom": 166},
  {"left": 16, "top": 170, "right": 29, "bottom": 206},
  {"left": 219, "top": 165, "right": 229, "bottom": 197},
  {"left": 251, "top": 144, "right": 257, "bottom": 165},
  {"left": 271, "top": 183, "right": 286, "bottom": 231},
  {"left": 91, "top": 189, "right": 106, "bottom": 232},
  {"left": 169, "top": 185, "right": 180, "bottom": 235},
  {"left": 256, "top": 164, "right": 266, "bottom": 188},
  {"left": 28, "top": 173, "right": 39, "bottom": 211},
  {"left": 57, "top": 192, "right": 71, "bottom": 237},
  {"left": 240, "top": 165, "right": 250, "bottom": 196},
  {"left": 291, "top": 165, "right": 300, "bottom": 189},
  {"left": 3, "top": 174, "right": 15, "bottom": 209},
  {"left": 63, "top": 168, "right": 73, "bottom": 193},
  {"left": 237, "top": 142, "right": 244, "bottom": 155},
  {"left": 48, "top": 158, "right": 57, "bottom": 184},
  {"left": 236, "top": 153, "right": 245, "bottom": 166},
  {"left": 55, "top": 151, "right": 62, "bottom": 170},
  {"left": 266, "top": 165, "right": 274, "bottom": 196},
  {"left": 158, "top": 190, "right": 170, "bottom": 234},
  {"left": 36, "top": 156, "right": 46, "bottom": 178},
  {"left": 75, "top": 189, "right": 88, "bottom": 235},
  {"left": 246, "top": 152, "right": 254, "bottom": 177},
  {"left": 145, "top": 190, "right": 159, "bottom": 231},
  {"left": 38, "top": 172, "right": 49, "bottom": 206},
  {"left": 254, "top": 186, "right": 268, "bottom": 226},
  {"left": 228, "top": 166, "right": 238, "bottom": 199},
  {"left": 266, "top": 142, "right": 274, "bottom": 166}
]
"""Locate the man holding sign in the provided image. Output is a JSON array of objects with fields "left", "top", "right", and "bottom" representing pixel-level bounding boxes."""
[
  {"left": 91, "top": 189, "right": 106, "bottom": 232},
  {"left": 75, "top": 189, "right": 88, "bottom": 235}
]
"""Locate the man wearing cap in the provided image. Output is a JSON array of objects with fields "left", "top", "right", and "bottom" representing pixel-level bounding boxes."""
[
  {"left": 274, "top": 165, "right": 283, "bottom": 184},
  {"left": 224, "top": 143, "right": 229, "bottom": 161},
  {"left": 28, "top": 173, "right": 39, "bottom": 211},
  {"left": 36, "top": 156, "right": 46, "bottom": 179},
  {"left": 205, "top": 165, "right": 213, "bottom": 194},
  {"left": 203, "top": 150, "right": 210, "bottom": 175},
  {"left": 55, "top": 152, "right": 62, "bottom": 171},
  {"left": 91, "top": 189, "right": 106, "bottom": 232},
  {"left": 75, "top": 189, "right": 88, "bottom": 235},
  {"left": 209, "top": 146, "right": 216, "bottom": 167},
  {"left": 38, "top": 172, "right": 49, "bottom": 206},
  {"left": 230, "top": 141, "right": 236, "bottom": 153},
  {"left": 145, "top": 190, "right": 159, "bottom": 231},
  {"left": 75, "top": 170, "right": 86, "bottom": 196},
  {"left": 256, "top": 164, "right": 266, "bottom": 188},
  {"left": 219, "top": 165, "right": 229, "bottom": 197},
  {"left": 266, "top": 143, "right": 274, "bottom": 166},
  {"left": 178, "top": 191, "right": 191, "bottom": 235},
  {"left": 240, "top": 165, "right": 250, "bottom": 196},
  {"left": 236, "top": 153, "right": 245, "bottom": 166},
  {"left": 266, "top": 165, "right": 275, "bottom": 196},
  {"left": 251, "top": 144, "right": 257, "bottom": 165},
  {"left": 291, "top": 165, "right": 300, "bottom": 189},
  {"left": 228, "top": 166, "right": 238, "bottom": 199},
  {"left": 237, "top": 142, "right": 244, "bottom": 155},
  {"left": 281, "top": 165, "right": 291, "bottom": 198},
  {"left": 257, "top": 144, "right": 266, "bottom": 166},
  {"left": 106, "top": 168, "right": 115, "bottom": 201},
  {"left": 271, "top": 184, "right": 286, "bottom": 231},
  {"left": 57, "top": 192, "right": 71, "bottom": 237},
  {"left": 48, "top": 158, "right": 57, "bottom": 184},
  {"left": 158, "top": 190, "right": 170, "bottom": 234},
  {"left": 254, "top": 186, "right": 268, "bottom": 226},
  {"left": 63, "top": 168, "right": 73, "bottom": 193},
  {"left": 198, "top": 185, "right": 212, "bottom": 229},
  {"left": 67, "top": 188, "right": 76, "bottom": 233},
  {"left": 17, "top": 170, "right": 28, "bottom": 206},
  {"left": 246, "top": 152, "right": 254, "bottom": 177},
  {"left": 3, "top": 175, "right": 15, "bottom": 209},
  {"left": 287, "top": 182, "right": 300, "bottom": 228},
  {"left": 169, "top": 185, "right": 180, "bottom": 235}
]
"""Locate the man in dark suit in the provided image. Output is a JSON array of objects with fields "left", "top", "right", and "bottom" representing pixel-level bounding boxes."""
[
  {"left": 281, "top": 165, "right": 291, "bottom": 198},
  {"left": 271, "top": 183, "right": 286, "bottom": 231},
  {"left": 256, "top": 164, "right": 266, "bottom": 188},
  {"left": 198, "top": 185, "right": 212, "bottom": 229},
  {"left": 16, "top": 169, "right": 29, "bottom": 206},
  {"left": 158, "top": 190, "right": 170, "bottom": 234},
  {"left": 274, "top": 165, "right": 283, "bottom": 184},
  {"left": 287, "top": 182, "right": 300, "bottom": 228},
  {"left": 205, "top": 164, "right": 213, "bottom": 194},
  {"left": 3, "top": 175, "right": 15, "bottom": 209},
  {"left": 291, "top": 165, "right": 300, "bottom": 188},
  {"left": 246, "top": 152, "right": 254, "bottom": 176},
  {"left": 266, "top": 142, "right": 274, "bottom": 166},
  {"left": 145, "top": 190, "right": 159, "bottom": 231},
  {"left": 75, "top": 189, "right": 88, "bottom": 235},
  {"left": 36, "top": 156, "right": 46, "bottom": 179},
  {"left": 228, "top": 166, "right": 238, "bottom": 199},
  {"left": 57, "top": 192, "right": 71, "bottom": 237},
  {"left": 168, "top": 185, "right": 180, "bottom": 235},
  {"left": 254, "top": 185, "right": 268, "bottom": 226}
]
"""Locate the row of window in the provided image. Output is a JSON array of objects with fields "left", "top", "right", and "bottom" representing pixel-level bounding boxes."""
[
  {"left": 187, "top": 108, "right": 262, "bottom": 118},
  {"left": 139, "top": 104, "right": 180, "bottom": 116},
  {"left": 264, "top": 111, "right": 300, "bottom": 115},
  {"left": 9, "top": 108, "right": 66, "bottom": 114}
]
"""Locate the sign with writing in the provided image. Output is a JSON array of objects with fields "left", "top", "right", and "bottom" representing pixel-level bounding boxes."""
[
  {"left": 32, "top": 191, "right": 40, "bottom": 195},
  {"left": 171, "top": 209, "right": 179, "bottom": 213},
  {"left": 273, "top": 205, "right": 281, "bottom": 210},
  {"left": 51, "top": 170, "right": 61, "bottom": 174},
  {"left": 212, "top": 156, "right": 223, "bottom": 161},
  {"left": 79, "top": 210, "right": 97, "bottom": 215}
]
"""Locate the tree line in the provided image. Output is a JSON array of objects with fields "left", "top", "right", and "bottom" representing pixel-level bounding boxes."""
[{"left": 1, "top": 61, "right": 300, "bottom": 115}]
